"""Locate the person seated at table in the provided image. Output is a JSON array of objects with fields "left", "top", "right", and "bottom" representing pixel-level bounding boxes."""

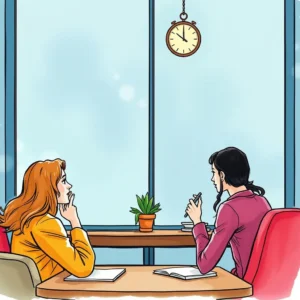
[
  {"left": 185, "top": 147, "right": 272, "bottom": 279},
  {"left": 0, "top": 159, "right": 95, "bottom": 281}
]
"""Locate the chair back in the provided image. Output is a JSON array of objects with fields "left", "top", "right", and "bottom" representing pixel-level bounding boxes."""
[
  {"left": 0, "top": 252, "right": 41, "bottom": 300},
  {"left": 244, "top": 208, "right": 300, "bottom": 300},
  {"left": 0, "top": 226, "right": 10, "bottom": 252}
]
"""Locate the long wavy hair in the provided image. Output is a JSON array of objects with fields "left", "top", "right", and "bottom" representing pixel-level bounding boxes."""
[
  {"left": 0, "top": 159, "right": 66, "bottom": 233},
  {"left": 209, "top": 147, "right": 265, "bottom": 213}
]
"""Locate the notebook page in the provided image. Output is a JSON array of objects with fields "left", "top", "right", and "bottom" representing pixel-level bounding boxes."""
[
  {"left": 161, "top": 267, "right": 202, "bottom": 276},
  {"left": 65, "top": 268, "right": 125, "bottom": 281}
]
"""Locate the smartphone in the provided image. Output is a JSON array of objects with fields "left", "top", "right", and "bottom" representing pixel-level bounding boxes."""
[{"left": 184, "top": 192, "right": 202, "bottom": 218}]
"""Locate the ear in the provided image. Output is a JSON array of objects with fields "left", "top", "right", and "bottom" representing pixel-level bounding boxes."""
[{"left": 220, "top": 171, "right": 225, "bottom": 182}]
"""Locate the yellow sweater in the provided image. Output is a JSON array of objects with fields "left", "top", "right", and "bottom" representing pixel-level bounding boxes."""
[{"left": 11, "top": 214, "right": 95, "bottom": 282}]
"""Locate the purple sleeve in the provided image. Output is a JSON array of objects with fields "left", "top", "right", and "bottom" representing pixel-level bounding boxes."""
[{"left": 192, "top": 203, "right": 238, "bottom": 274}]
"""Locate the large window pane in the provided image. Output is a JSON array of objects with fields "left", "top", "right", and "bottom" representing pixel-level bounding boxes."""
[
  {"left": 155, "top": 0, "right": 284, "bottom": 225},
  {"left": 17, "top": 0, "right": 148, "bottom": 225},
  {"left": 0, "top": 0, "right": 5, "bottom": 208}
]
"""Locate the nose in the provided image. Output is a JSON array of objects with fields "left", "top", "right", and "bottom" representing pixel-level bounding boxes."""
[{"left": 68, "top": 183, "right": 73, "bottom": 189}]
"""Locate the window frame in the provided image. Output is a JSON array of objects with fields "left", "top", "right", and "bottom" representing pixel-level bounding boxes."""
[{"left": 4, "top": 0, "right": 295, "bottom": 266}]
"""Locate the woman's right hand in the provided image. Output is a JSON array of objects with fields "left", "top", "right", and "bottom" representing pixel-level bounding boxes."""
[
  {"left": 59, "top": 193, "right": 81, "bottom": 227},
  {"left": 186, "top": 194, "right": 203, "bottom": 225}
]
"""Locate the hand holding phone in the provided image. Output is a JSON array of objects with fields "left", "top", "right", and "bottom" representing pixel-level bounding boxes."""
[{"left": 184, "top": 192, "right": 202, "bottom": 218}]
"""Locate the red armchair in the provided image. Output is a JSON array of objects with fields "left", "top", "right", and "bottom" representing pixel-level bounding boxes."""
[
  {"left": 0, "top": 226, "right": 10, "bottom": 253},
  {"left": 243, "top": 208, "right": 300, "bottom": 300}
]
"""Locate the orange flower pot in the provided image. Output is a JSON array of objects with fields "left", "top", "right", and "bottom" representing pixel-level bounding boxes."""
[{"left": 139, "top": 214, "right": 156, "bottom": 232}]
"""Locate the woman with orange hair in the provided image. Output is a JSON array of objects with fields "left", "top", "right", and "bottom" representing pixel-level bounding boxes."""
[{"left": 0, "top": 159, "right": 95, "bottom": 281}]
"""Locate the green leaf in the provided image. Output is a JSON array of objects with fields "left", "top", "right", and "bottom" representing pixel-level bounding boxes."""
[
  {"left": 149, "top": 203, "right": 161, "bottom": 214},
  {"left": 152, "top": 208, "right": 161, "bottom": 214},
  {"left": 136, "top": 195, "right": 146, "bottom": 213},
  {"left": 152, "top": 203, "right": 160, "bottom": 209},
  {"left": 130, "top": 207, "right": 141, "bottom": 214},
  {"left": 146, "top": 197, "right": 153, "bottom": 214},
  {"left": 135, "top": 213, "right": 140, "bottom": 225},
  {"left": 144, "top": 193, "right": 149, "bottom": 212}
]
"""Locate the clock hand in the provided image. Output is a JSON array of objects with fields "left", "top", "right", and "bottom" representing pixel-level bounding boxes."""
[
  {"left": 183, "top": 25, "right": 185, "bottom": 40},
  {"left": 176, "top": 33, "right": 188, "bottom": 42},
  {"left": 176, "top": 33, "right": 183, "bottom": 39}
]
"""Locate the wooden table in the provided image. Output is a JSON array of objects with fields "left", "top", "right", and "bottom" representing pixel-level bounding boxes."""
[
  {"left": 79, "top": 230, "right": 213, "bottom": 247},
  {"left": 36, "top": 265, "right": 252, "bottom": 299},
  {"left": 85, "top": 230, "right": 205, "bottom": 247}
]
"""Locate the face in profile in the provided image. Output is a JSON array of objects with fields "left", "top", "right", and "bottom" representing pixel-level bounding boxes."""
[
  {"left": 57, "top": 169, "right": 72, "bottom": 204},
  {"left": 211, "top": 163, "right": 222, "bottom": 193}
]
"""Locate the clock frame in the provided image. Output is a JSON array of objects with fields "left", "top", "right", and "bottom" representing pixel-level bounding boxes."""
[{"left": 166, "top": 20, "right": 201, "bottom": 58}]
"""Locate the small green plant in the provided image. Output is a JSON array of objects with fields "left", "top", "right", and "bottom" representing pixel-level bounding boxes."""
[{"left": 129, "top": 193, "right": 161, "bottom": 225}]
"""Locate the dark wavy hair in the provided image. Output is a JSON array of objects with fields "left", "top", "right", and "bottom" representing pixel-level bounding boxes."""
[{"left": 209, "top": 147, "right": 265, "bottom": 212}]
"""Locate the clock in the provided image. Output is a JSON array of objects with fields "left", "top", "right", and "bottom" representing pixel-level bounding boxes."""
[{"left": 166, "top": 13, "right": 201, "bottom": 57}]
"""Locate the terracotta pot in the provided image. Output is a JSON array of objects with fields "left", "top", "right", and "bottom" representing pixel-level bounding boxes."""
[{"left": 139, "top": 214, "right": 156, "bottom": 232}]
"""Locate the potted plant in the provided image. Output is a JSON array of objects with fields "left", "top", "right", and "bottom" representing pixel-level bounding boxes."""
[{"left": 129, "top": 193, "right": 161, "bottom": 232}]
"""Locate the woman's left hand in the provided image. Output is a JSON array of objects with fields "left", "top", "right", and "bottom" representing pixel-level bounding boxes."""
[{"left": 186, "top": 194, "right": 202, "bottom": 225}]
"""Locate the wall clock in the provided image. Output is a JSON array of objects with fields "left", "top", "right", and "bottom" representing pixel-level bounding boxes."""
[{"left": 166, "top": 0, "right": 201, "bottom": 57}]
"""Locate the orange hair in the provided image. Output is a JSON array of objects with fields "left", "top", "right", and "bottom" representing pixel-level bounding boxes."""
[{"left": 0, "top": 159, "right": 66, "bottom": 233}]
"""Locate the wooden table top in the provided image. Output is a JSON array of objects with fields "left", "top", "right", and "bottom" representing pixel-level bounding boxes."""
[
  {"left": 77, "top": 229, "right": 213, "bottom": 247},
  {"left": 86, "top": 230, "right": 199, "bottom": 236},
  {"left": 36, "top": 265, "right": 252, "bottom": 299}
]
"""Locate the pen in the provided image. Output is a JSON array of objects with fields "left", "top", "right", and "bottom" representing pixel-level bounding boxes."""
[{"left": 184, "top": 192, "right": 202, "bottom": 218}]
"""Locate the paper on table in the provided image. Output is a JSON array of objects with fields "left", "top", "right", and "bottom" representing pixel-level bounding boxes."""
[
  {"left": 159, "top": 267, "right": 203, "bottom": 276},
  {"left": 154, "top": 266, "right": 217, "bottom": 279},
  {"left": 64, "top": 268, "right": 126, "bottom": 282}
]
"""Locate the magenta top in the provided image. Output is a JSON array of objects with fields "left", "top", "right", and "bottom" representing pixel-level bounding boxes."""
[{"left": 192, "top": 190, "right": 271, "bottom": 278}]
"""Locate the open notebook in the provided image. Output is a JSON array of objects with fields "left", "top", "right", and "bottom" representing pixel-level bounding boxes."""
[
  {"left": 64, "top": 268, "right": 126, "bottom": 282},
  {"left": 153, "top": 267, "right": 217, "bottom": 280}
]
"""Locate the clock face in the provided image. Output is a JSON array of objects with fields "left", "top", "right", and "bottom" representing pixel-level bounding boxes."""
[{"left": 166, "top": 22, "right": 201, "bottom": 57}]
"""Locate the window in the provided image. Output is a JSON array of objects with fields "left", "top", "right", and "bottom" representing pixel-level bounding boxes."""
[
  {"left": 6, "top": 0, "right": 295, "bottom": 226},
  {"left": 4, "top": 0, "right": 295, "bottom": 268},
  {"left": 16, "top": 0, "right": 149, "bottom": 225},
  {"left": 155, "top": 0, "right": 285, "bottom": 225}
]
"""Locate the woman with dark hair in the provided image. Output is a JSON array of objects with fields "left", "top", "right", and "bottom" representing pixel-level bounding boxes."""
[{"left": 186, "top": 147, "right": 271, "bottom": 279}]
